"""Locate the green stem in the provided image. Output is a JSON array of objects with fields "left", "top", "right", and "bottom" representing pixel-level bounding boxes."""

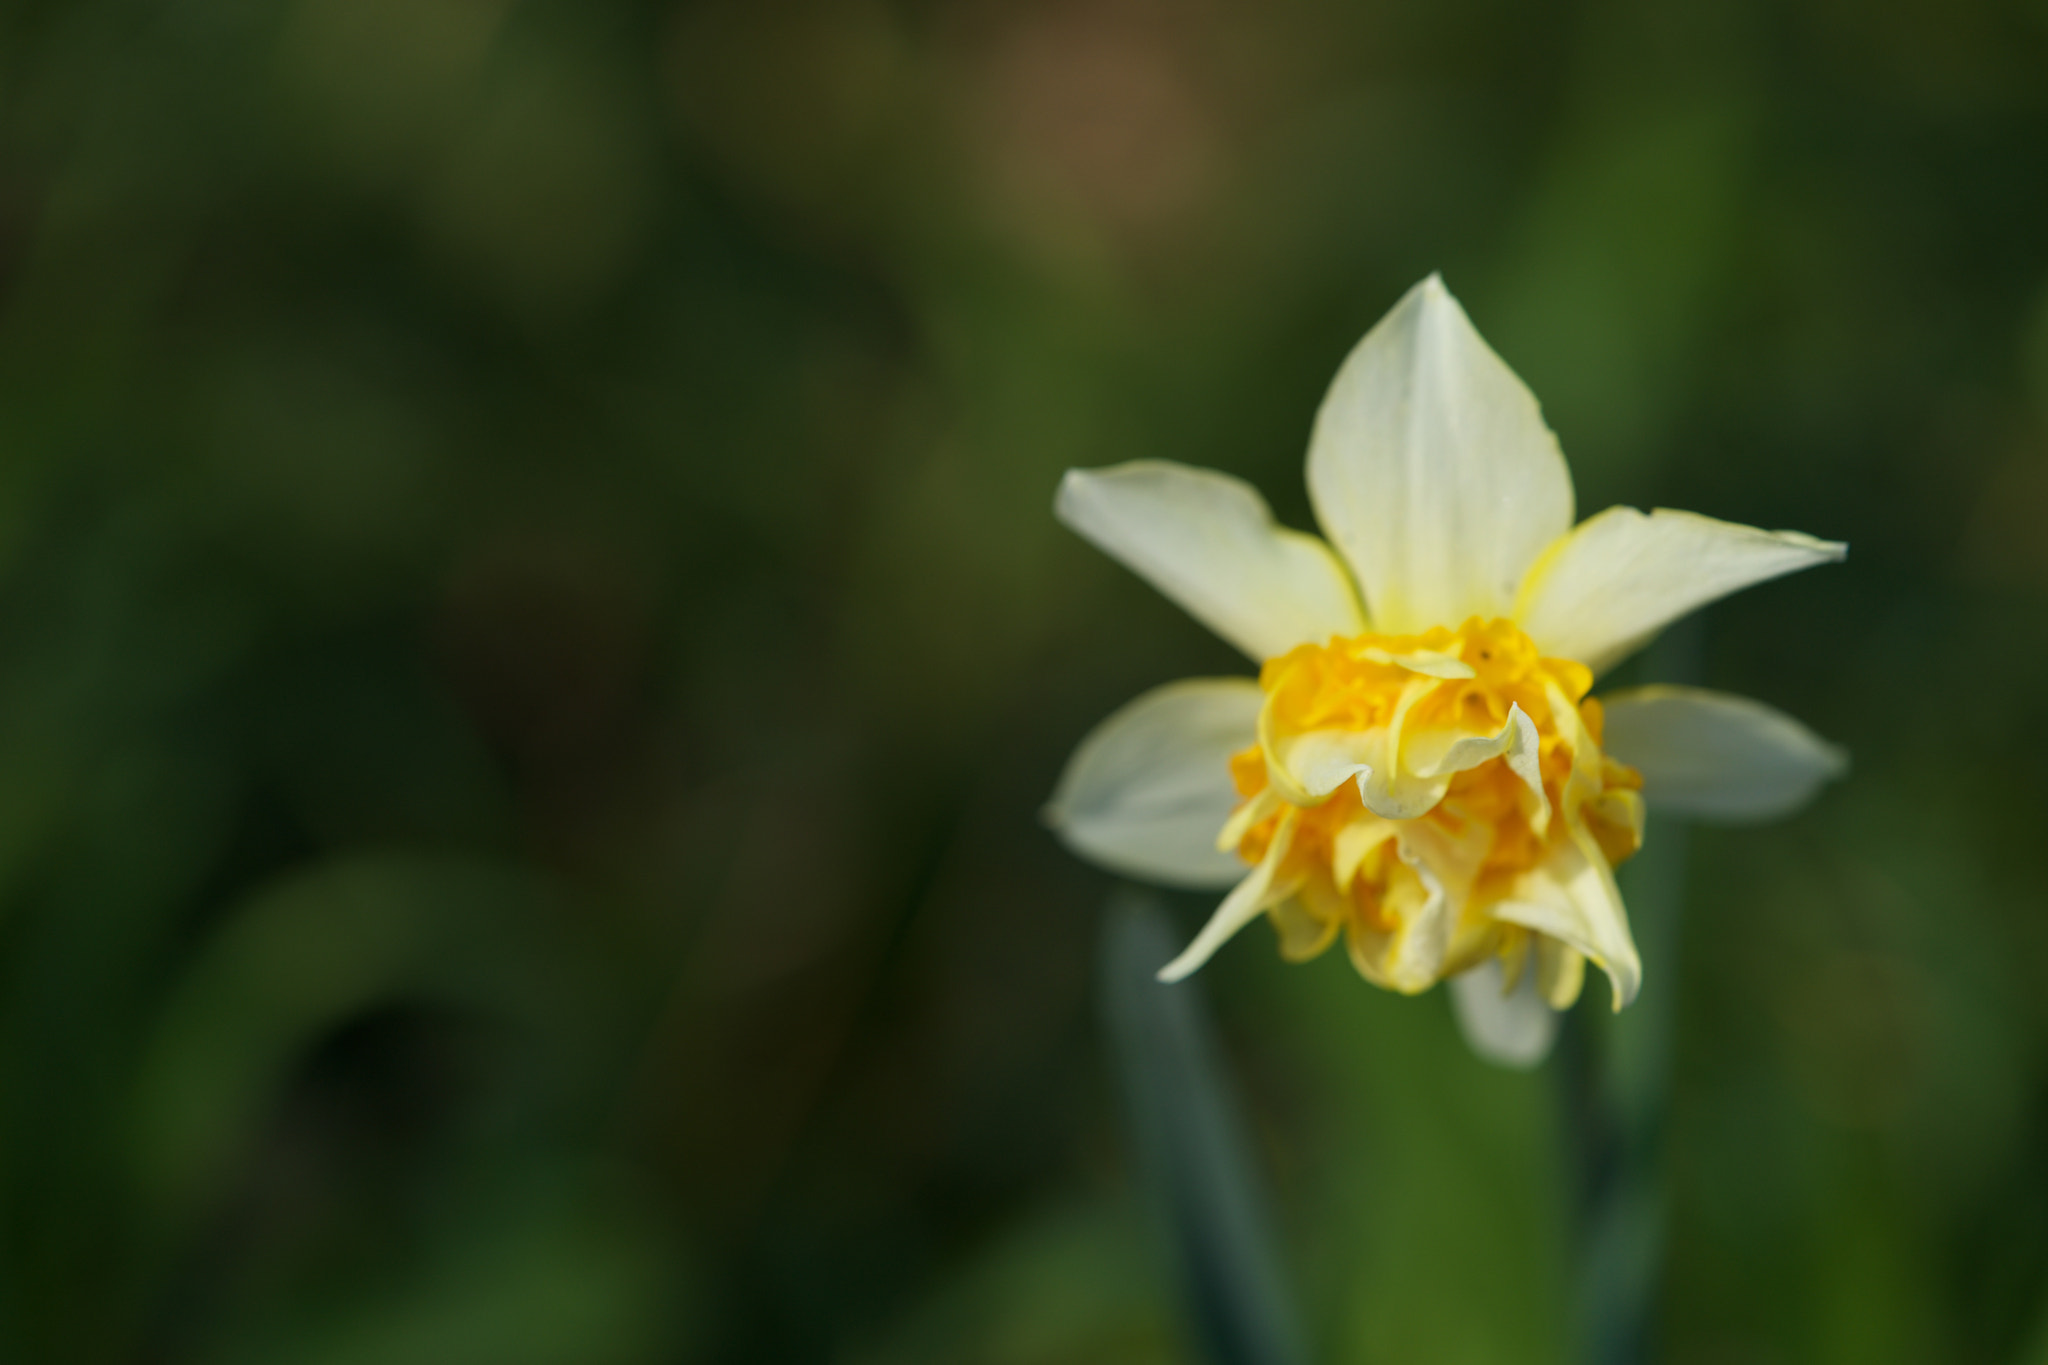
[
  {"left": 1565, "top": 814, "right": 1688, "bottom": 1365},
  {"left": 1101, "top": 891, "right": 1308, "bottom": 1365},
  {"left": 1568, "top": 622, "right": 1701, "bottom": 1365}
]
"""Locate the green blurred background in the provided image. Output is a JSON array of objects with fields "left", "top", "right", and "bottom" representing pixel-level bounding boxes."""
[{"left": 2, "top": 0, "right": 2046, "bottom": 1361}]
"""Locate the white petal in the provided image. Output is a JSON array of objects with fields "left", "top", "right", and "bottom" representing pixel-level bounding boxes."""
[
  {"left": 1056, "top": 461, "right": 1366, "bottom": 661},
  {"left": 1157, "top": 817, "right": 1296, "bottom": 982},
  {"left": 1514, "top": 506, "right": 1846, "bottom": 676},
  {"left": 1046, "top": 678, "right": 1262, "bottom": 889},
  {"left": 1492, "top": 828, "right": 1642, "bottom": 1008},
  {"left": 1449, "top": 958, "right": 1561, "bottom": 1068},
  {"left": 1600, "top": 685, "right": 1847, "bottom": 822},
  {"left": 1306, "top": 275, "right": 1574, "bottom": 634}
]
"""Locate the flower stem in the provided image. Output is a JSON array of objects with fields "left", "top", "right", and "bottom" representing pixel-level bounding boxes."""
[
  {"left": 1101, "top": 890, "right": 1308, "bottom": 1365},
  {"left": 1566, "top": 623, "right": 1700, "bottom": 1365},
  {"left": 1562, "top": 812, "right": 1688, "bottom": 1365}
]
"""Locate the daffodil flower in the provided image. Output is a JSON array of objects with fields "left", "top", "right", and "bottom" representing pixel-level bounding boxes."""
[{"left": 1046, "top": 276, "right": 1846, "bottom": 1067}]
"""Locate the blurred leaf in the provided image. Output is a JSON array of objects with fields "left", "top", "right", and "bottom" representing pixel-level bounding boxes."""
[
  {"left": 207, "top": 1179, "right": 690, "bottom": 1365},
  {"left": 129, "top": 854, "right": 615, "bottom": 1232},
  {"left": 845, "top": 1199, "right": 1180, "bottom": 1365}
]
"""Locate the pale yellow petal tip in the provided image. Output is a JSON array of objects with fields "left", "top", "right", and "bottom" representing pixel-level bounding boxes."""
[
  {"left": 1608, "top": 968, "right": 1642, "bottom": 1012},
  {"left": 1638, "top": 508, "right": 1847, "bottom": 561},
  {"left": 1052, "top": 462, "right": 1131, "bottom": 522},
  {"left": 1448, "top": 961, "right": 1561, "bottom": 1068},
  {"left": 1759, "top": 525, "right": 1849, "bottom": 562},
  {"left": 1797, "top": 534, "right": 1848, "bottom": 563},
  {"left": 1051, "top": 466, "right": 1090, "bottom": 520}
]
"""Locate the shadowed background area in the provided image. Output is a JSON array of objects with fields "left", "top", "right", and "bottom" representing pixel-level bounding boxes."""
[{"left": 1, "top": 1, "right": 2046, "bottom": 1362}]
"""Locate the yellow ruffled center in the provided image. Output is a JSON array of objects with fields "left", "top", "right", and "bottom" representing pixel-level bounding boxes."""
[{"left": 1224, "top": 617, "right": 1643, "bottom": 1000}]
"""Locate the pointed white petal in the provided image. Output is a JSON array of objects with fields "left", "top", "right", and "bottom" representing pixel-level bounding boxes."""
[
  {"left": 1046, "top": 678, "right": 1262, "bottom": 889},
  {"left": 1600, "top": 685, "right": 1847, "bottom": 822},
  {"left": 1515, "top": 506, "right": 1846, "bottom": 676},
  {"left": 1157, "top": 817, "right": 1296, "bottom": 982},
  {"left": 1056, "top": 461, "right": 1366, "bottom": 661},
  {"left": 1306, "top": 275, "right": 1575, "bottom": 633},
  {"left": 1450, "top": 958, "right": 1561, "bottom": 1068},
  {"left": 1492, "top": 828, "right": 1642, "bottom": 1008}
]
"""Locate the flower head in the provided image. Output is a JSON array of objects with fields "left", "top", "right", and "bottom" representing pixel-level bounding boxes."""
[{"left": 1046, "top": 276, "right": 1845, "bottom": 1066}]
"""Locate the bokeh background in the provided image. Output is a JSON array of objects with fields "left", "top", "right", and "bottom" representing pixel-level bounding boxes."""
[{"left": 3, "top": 0, "right": 2047, "bottom": 1361}]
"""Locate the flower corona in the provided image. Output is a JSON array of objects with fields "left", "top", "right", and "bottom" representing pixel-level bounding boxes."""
[{"left": 1203, "top": 618, "right": 1643, "bottom": 1012}]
